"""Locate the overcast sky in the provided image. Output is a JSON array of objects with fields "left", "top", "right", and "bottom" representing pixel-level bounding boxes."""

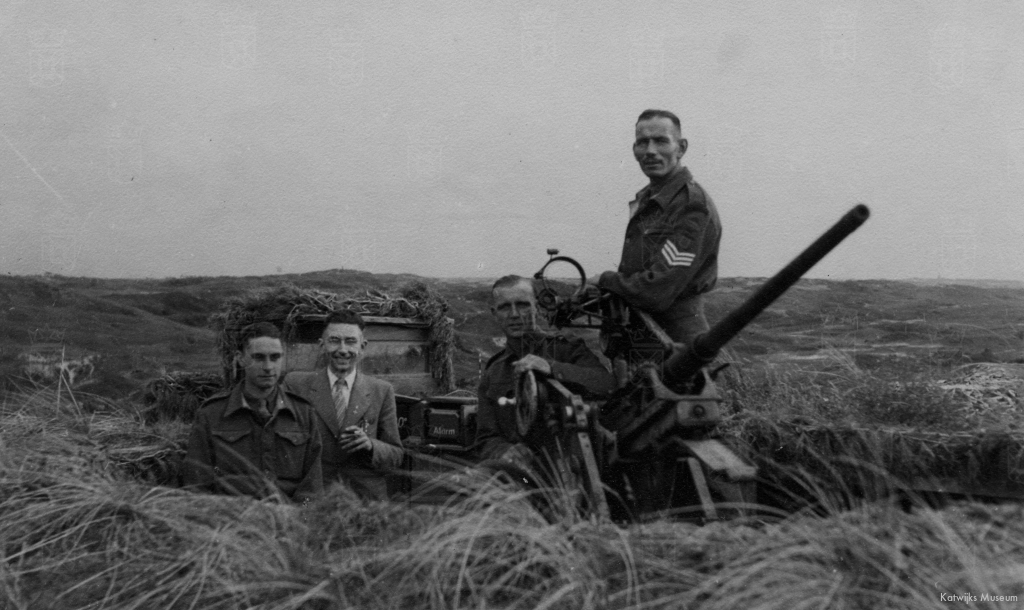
[{"left": 1, "top": 0, "right": 1021, "bottom": 281}]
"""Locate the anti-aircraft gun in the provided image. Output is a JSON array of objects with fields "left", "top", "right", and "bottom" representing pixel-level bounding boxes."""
[{"left": 507, "top": 204, "right": 871, "bottom": 521}]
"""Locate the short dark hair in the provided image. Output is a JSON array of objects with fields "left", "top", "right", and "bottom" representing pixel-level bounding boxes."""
[
  {"left": 636, "top": 109, "right": 682, "bottom": 134},
  {"left": 238, "top": 322, "right": 281, "bottom": 351},
  {"left": 324, "top": 309, "right": 365, "bottom": 330},
  {"left": 490, "top": 275, "right": 536, "bottom": 303}
]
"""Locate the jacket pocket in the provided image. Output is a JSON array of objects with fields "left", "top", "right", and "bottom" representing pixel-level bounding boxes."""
[
  {"left": 210, "top": 427, "right": 258, "bottom": 483},
  {"left": 211, "top": 427, "right": 253, "bottom": 460},
  {"left": 274, "top": 427, "right": 310, "bottom": 480},
  {"left": 212, "top": 428, "right": 252, "bottom": 443}
]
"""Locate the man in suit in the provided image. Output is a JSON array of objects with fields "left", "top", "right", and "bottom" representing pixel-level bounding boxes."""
[{"left": 283, "top": 309, "right": 403, "bottom": 500}]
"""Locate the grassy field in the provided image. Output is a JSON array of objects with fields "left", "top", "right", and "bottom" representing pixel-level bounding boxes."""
[
  {"left": 4, "top": 271, "right": 1024, "bottom": 397},
  {"left": 3, "top": 384, "right": 1024, "bottom": 609},
  {"left": 3, "top": 271, "right": 1024, "bottom": 608}
]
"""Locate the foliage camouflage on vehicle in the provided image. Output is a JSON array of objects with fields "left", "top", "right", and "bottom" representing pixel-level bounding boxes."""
[{"left": 209, "top": 281, "right": 455, "bottom": 392}]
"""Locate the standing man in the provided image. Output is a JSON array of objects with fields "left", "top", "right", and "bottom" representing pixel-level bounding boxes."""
[
  {"left": 597, "top": 109, "right": 722, "bottom": 346},
  {"left": 183, "top": 322, "right": 323, "bottom": 503},
  {"left": 283, "top": 310, "right": 403, "bottom": 500},
  {"left": 476, "top": 275, "right": 616, "bottom": 464}
]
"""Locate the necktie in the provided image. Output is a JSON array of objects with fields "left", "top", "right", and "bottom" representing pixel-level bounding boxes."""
[{"left": 332, "top": 378, "right": 349, "bottom": 425}]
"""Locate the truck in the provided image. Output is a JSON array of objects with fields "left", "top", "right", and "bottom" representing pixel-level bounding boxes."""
[{"left": 211, "top": 283, "right": 478, "bottom": 499}]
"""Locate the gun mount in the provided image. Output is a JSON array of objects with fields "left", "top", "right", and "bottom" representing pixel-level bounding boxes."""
[{"left": 512, "top": 205, "right": 871, "bottom": 522}]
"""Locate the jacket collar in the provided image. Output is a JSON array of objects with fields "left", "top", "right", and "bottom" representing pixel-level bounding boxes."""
[
  {"left": 345, "top": 373, "right": 372, "bottom": 425},
  {"left": 222, "top": 383, "right": 296, "bottom": 419},
  {"left": 312, "top": 369, "right": 343, "bottom": 436},
  {"left": 636, "top": 166, "right": 692, "bottom": 211}
]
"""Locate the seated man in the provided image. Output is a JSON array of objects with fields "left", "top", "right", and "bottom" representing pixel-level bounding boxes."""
[
  {"left": 183, "top": 322, "right": 323, "bottom": 503},
  {"left": 283, "top": 310, "right": 404, "bottom": 500},
  {"left": 475, "top": 275, "right": 616, "bottom": 465}
]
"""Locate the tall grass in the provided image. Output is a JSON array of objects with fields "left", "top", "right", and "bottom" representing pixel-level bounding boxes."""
[
  {"left": 717, "top": 353, "right": 1024, "bottom": 505},
  {"left": 719, "top": 354, "right": 973, "bottom": 430},
  {"left": 3, "top": 380, "right": 1024, "bottom": 609}
]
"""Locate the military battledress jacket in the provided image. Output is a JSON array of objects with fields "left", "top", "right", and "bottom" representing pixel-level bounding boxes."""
[
  {"left": 475, "top": 333, "right": 616, "bottom": 460},
  {"left": 183, "top": 383, "right": 323, "bottom": 502},
  {"left": 598, "top": 166, "right": 721, "bottom": 345}
]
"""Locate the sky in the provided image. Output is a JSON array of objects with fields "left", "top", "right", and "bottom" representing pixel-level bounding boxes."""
[{"left": 0, "top": 0, "right": 1022, "bottom": 281}]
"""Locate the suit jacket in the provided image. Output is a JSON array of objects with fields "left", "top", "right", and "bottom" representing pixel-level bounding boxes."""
[{"left": 282, "top": 368, "right": 403, "bottom": 500}]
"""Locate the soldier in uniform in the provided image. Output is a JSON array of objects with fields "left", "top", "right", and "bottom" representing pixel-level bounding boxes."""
[
  {"left": 597, "top": 109, "right": 722, "bottom": 347},
  {"left": 183, "top": 322, "right": 323, "bottom": 503},
  {"left": 475, "top": 275, "right": 615, "bottom": 465}
]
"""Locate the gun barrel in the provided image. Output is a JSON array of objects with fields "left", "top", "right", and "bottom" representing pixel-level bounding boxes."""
[{"left": 665, "top": 204, "right": 870, "bottom": 383}]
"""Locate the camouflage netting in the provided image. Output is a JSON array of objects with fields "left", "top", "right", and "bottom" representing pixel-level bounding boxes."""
[
  {"left": 141, "top": 371, "right": 225, "bottom": 424},
  {"left": 724, "top": 414, "right": 1024, "bottom": 497},
  {"left": 210, "top": 282, "right": 455, "bottom": 392}
]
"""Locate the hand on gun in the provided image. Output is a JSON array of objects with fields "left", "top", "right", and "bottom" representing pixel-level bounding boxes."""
[{"left": 512, "top": 354, "right": 551, "bottom": 376}]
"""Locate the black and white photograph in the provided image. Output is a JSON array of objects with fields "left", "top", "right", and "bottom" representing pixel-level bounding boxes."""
[{"left": 1, "top": 1, "right": 1023, "bottom": 608}]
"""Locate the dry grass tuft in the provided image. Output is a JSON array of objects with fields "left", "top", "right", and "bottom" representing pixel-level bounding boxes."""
[
  {"left": 0, "top": 387, "right": 188, "bottom": 486},
  {"left": 141, "top": 371, "right": 224, "bottom": 424}
]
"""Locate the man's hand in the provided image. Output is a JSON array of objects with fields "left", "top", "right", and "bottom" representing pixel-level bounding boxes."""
[
  {"left": 338, "top": 425, "right": 373, "bottom": 454},
  {"left": 512, "top": 354, "right": 551, "bottom": 376},
  {"left": 598, "top": 270, "right": 620, "bottom": 286}
]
